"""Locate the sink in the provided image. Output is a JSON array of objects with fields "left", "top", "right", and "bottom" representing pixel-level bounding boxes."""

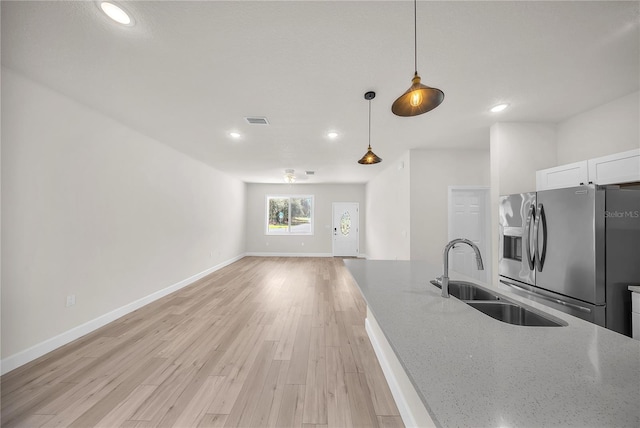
[
  {"left": 429, "top": 278, "right": 567, "bottom": 327},
  {"left": 429, "top": 279, "right": 500, "bottom": 301},
  {"left": 467, "top": 301, "right": 566, "bottom": 327}
]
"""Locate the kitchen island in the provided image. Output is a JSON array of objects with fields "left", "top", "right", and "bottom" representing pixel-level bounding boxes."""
[{"left": 345, "top": 259, "right": 640, "bottom": 428}]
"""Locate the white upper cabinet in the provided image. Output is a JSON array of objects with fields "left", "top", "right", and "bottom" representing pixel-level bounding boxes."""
[
  {"left": 537, "top": 149, "right": 640, "bottom": 191},
  {"left": 536, "top": 160, "right": 589, "bottom": 191},
  {"left": 587, "top": 148, "right": 640, "bottom": 186}
]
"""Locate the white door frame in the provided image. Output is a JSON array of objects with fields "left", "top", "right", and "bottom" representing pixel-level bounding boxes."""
[
  {"left": 332, "top": 202, "right": 359, "bottom": 257},
  {"left": 447, "top": 186, "right": 492, "bottom": 282}
]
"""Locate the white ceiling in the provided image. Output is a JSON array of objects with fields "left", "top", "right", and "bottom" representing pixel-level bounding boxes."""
[{"left": 2, "top": 1, "right": 638, "bottom": 183}]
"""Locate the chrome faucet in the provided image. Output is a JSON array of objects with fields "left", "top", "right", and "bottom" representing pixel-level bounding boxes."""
[{"left": 441, "top": 238, "right": 484, "bottom": 298}]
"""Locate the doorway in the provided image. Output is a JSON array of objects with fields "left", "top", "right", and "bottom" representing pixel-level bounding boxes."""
[
  {"left": 332, "top": 202, "right": 359, "bottom": 257},
  {"left": 448, "top": 187, "right": 492, "bottom": 282}
]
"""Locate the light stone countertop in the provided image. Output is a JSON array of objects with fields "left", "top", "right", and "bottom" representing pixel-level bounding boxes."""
[
  {"left": 344, "top": 259, "right": 640, "bottom": 428},
  {"left": 629, "top": 285, "right": 640, "bottom": 293}
]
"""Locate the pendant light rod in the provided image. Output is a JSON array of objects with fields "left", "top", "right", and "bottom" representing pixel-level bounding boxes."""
[
  {"left": 368, "top": 93, "right": 372, "bottom": 149},
  {"left": 365, "top": 90, "right": 375, "bottom": 149},
  {"left": 413, "top": 0, "right": 417, "bottom": 74}
]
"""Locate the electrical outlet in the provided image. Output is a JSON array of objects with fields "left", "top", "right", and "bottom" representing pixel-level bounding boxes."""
[{"left": 66, "top": 294, "right": 76, "bottom": 307}]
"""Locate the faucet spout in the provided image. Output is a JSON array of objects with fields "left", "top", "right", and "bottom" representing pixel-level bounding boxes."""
[{"left": 441, "top": 238, "right": 485, "bottom": 298}]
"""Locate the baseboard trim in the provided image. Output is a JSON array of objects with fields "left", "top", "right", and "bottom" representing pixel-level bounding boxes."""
[
  {"left": 365, "top": 308, "right": 437, "bottom": 428},
  {"left": 0, "top": 253, "right": 246, "bottom": 376},
  {"left": 245, "top": 252, "right": 333, "bottom": 258}
]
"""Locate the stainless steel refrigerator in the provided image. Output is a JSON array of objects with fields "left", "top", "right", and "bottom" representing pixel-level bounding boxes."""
[{"left": 498, "top": 184, "right": 640, "bottom": 336}]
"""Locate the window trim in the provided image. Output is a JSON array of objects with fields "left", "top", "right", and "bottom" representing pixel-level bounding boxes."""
[{"left": 265, "top": 194, "right": 315, "bottom": 236}]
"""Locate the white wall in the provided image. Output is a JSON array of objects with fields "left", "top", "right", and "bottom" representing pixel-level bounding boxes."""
[
  {"left": 1, "top": 69, "right": 247, "bottom": 366},
  {"left": 410, "top": 149, "right": 490, "bottom": 262},
  {"left": 489, "top": 123, "right": 557, "bottom": 196},
  {"left": 245, "top": 183, "right": 365, "bottom": 256},
  {"left": 557, "top": 91, "right": 640, "bottom": 164},
  {"left": 365, "top": 153, "right": 411, "bottom": 260}
]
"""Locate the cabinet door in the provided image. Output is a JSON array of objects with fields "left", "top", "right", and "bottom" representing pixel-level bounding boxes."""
[
  {"left": 588, "top": 148, "right": 640, "bottom": 185},
  {"left": 536, "top": 161, "right": 588, "bottom": 191}
]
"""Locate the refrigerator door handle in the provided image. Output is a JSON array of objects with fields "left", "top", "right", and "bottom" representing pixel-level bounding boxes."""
[
  {"left": 533, "top": 205, "right": 541, "bottom": 271},
  {"left": 538, "top": 203, "right": 547, "bottom": 270},
  {"left": 499, "top": 279, "right": 592, "bottom": 314},
  {"left": 524, "top": 204, "right": 535, "bottom": 270}
]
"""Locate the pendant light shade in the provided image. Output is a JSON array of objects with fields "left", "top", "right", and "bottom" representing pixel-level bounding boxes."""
[
  {"left": 392, "top": 0, "right": 444, "bottom": 117},
  {"left": 391, "top": 72, "right": 444, "bottom": 116},
  {"left": 358, "top": 147, "right": 383, "bottom": 165},
  {"left": 358, "top": 91, "right": 382, "bottom": 165}
]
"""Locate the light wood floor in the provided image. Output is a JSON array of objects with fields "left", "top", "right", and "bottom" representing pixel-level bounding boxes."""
[{"left": 1, "top": 257, "right": 403, "bottom": 428}]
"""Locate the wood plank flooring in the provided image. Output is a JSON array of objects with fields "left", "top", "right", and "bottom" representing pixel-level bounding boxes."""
[{"left": 1, "top": 257, "right": 404, "bottom": 428}]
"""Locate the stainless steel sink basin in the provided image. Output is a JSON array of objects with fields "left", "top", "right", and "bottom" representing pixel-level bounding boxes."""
[
  {"left": 429, "top": 279, "right": 500, "bottom": 301},
  {"left": 467, "top": 301, "right": 566, "bottom": 327},
  {"left": 429, "top": 278, "right": 567, "bottom": 327}
]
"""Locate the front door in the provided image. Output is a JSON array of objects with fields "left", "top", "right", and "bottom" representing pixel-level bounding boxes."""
[{"left": 332, "top": 202, "right": 359, "bottom": 257}]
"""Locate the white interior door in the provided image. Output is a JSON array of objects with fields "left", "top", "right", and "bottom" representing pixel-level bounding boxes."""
[
  {"left": 448, "top": 187, "right": 491, "bottom": 282},
  {"left": 332, "top": 202, "right": 359, "bottom": 257}
]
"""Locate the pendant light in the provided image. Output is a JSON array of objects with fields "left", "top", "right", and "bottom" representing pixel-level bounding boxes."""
[
  {"left": 358, "top": 91, "right": 382, "bottom": 165},
  {"left": 391, "top": 0, "right": 444, "bottom": 117}
]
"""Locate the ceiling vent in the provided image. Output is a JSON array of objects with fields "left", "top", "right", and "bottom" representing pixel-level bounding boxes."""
[
  {"left": 244, "top": 116, "right": 269, "bottom": 125},
  {"left": 305, "top": 171, "right": 315, "bottom": 176}
]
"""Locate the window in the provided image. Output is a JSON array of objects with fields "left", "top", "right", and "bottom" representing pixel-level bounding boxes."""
[{"left": 266, "top": 195, "right": 314, "bottom": 235}]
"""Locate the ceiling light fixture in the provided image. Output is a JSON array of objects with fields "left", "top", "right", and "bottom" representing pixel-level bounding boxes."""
[
  {"left": 490, "top": 103, "right": 509, "bottom": 113},
  {"left": 284, "top": 169, "right": 296, "bottom": 183},
  {"left": 99, "top": 1, "right": 133, "bottom": 26},
  {"left": 391, "top": 0, "right": 444, "bottom": 117},
  {"left": 229, "top": 132, "right": 241, "bottom": 139},
  {"left": 327, "top": 132, "right": 338, "bottom": 139},
  {"left": 358, "top": 91, "right": 382, "bottom": 165}
]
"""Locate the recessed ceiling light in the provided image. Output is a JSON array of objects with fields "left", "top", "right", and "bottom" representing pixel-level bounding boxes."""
[
  {"left": 490, "top": 103, "right": 509, "bottom": 113},
  {"left": 99, "top": 1, "right": 133, "bottom": 26},
  {"left": 327, "top": 132, "right": 338, "bottom": 139},
  {"left": 229, "top": 132, "right": 241, "bottom": 139}
]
